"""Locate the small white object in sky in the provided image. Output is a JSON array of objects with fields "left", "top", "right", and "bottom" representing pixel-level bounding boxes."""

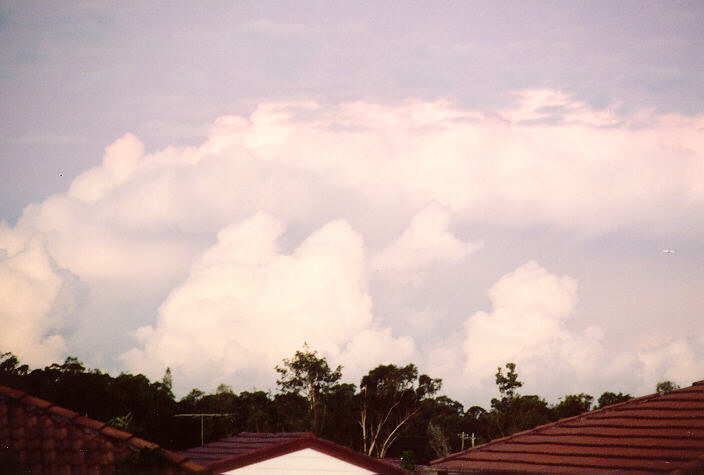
[{"left": 662, "top": 249, "right": 677, "bottom": 253}]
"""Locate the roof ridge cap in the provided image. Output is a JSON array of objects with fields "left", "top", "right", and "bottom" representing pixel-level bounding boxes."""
[
  {"left": 46, "top": 403, "right": 81, "bottom": 421},
  {"left": 99, "top": 424, "right": 135, "bottom": 441},
  {"left": 0, "top": 384, "right": 32, "bottom": 402},
  {"left": 122, "top": 434, "right": 208, "bottom": 472}
]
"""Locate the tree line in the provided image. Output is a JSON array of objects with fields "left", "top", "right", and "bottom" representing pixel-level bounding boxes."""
[{"left": 2, "top": 347, "right": 668, "bottom": 465}]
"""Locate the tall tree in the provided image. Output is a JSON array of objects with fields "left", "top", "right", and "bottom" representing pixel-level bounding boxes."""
[
  {"left": 400, "top": 394, "right": 466, "bottom": 462},
  {"left": 495, "top": 362, "right": 522, "bottom": 398},
  {"left": 359, "top": 363, "right": 441, "bottom": 458},
  {"left": 488, "top": 362, "right": 551, "bottom": 439},
  {"left": 275, "top": 343, "right": 342, "bottom": 434}
]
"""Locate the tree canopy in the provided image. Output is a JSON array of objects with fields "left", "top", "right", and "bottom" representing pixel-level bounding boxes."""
[
  {"left": 275, "top": 343, "right": 343, "bottom": 434},
  {"left": 656, "top": 380, "right": 680, "bottom": 395},
  {"left": 0, "top": 350, "right": 662, "bottom": 464},
  {"left": 359, "top": 363, "right": 441, "bottom": 458},
  {"left": 597, "top": 391, "right": 632, "bottom": 408}
]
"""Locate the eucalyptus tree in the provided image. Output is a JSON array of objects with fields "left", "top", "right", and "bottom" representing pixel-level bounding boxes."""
[
  {"left": 359, "top": 363, "right": 441, "bottom": 458},
  {"left": 275, "top": 343, "right": 342, "bottom": 434}
]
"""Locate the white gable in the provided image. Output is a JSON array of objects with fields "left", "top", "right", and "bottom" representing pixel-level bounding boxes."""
[{"left": 221, "top": 447, "right": 377, "bottom": 474}]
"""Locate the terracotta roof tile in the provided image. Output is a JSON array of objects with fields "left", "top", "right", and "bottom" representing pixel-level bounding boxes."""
[
  {"left": 431, "top": 380, "right": 704, "bottom": 474},
  {"left": 0, "top": 384, "right": 207, "bottom": 473},
  {"left": 129, "top": 436, "right": 160, "bottom": 450},
  {"left": 20, "top": 394, "right": 54, "bottom": 411},
  {"left": 47, "top": 404, "right": 81, "bottom": 421},
  {"left": 72, "top": 415, "right": 107, "bottom": 431}
]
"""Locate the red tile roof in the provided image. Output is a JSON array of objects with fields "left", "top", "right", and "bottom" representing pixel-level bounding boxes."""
[
  {"left": 430, "top": 380, "right": 704, "bottom": 474},
  {"left": 180, "top": 431, "right": 410, "bottom": 474},
  {"left": 0, "top": 384, "right": 206, "bottom": 473}
]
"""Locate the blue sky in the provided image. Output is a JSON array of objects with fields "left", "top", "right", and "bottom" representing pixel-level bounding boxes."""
[{"left": 1, "top": 1, "right": 704, "bottom": 405}]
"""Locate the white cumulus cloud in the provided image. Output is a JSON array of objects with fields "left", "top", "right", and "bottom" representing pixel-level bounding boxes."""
[
  {"left": 428, "top": 260, "right": 704, "bottom": 405},
  {"left": 0, "top": 225, "right": 82, "bottom": 366},
  {"left": 372, "top": 204, "right": 482, "bottom": 284},
  {"left": 429, "top": 261, "right": 606, "bottom": 404},
  {"left": 120, "top": 214, "right": 414, "bottom": 393},
  {"left": 636, "top": 338, "right": 704, "bottom": 394}
]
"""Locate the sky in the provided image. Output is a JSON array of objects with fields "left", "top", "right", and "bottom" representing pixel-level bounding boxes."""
[{"left": 1, "top": 0, "right": 704, "bottom": 407}]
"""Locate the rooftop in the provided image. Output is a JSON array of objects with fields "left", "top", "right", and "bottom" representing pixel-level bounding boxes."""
[
  {"left": 430, "top": 380, "right": 704, "bottom": 473},
  {"left": 0, "top": 384, "right": 205, "bottom": 473},
  {"left": 180, "top": 431, "right": 409, "bottom": 474},
  {"left": 179, "top": 431, "right": 310, "bottom": 467}
]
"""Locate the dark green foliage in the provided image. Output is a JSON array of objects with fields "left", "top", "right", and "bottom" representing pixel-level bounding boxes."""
[
  {"left": 552, "top": 393, "right": 593, "bottom": 420},
  {"left": 400, "top": 450, "right": 417, "bottom": 471},
  {"left": 489, "top": 394, "right": 553, "bottom": 439},
  {"left": 400, "top": 395, "right": 465, "bottom": 461},
  {"left": 359, "top": 363, "right": 441, "bottom": 458},
  {"left": 424, "top": 396, "right": 464, "bottom": 458},
  {"left": 108, "top": 372, "right": 178, "bottom": 447},
  {"left": 175, "top": 388, "right": 287, "bottom": 448},
  {"left": 495, "top": 363, "right": 522, "bottom": 398},
  {"left": 273, "top": 392, "right": 308, "bottom": 432},
  {"left": 656, "top": 380, "right": 680, "bottom": 395},
  {"left": 487, "top": 364, "right": 630, "bottom": 443},
  {"left": 597, "top": 391, "right": 632, "bottom": 408},
  {"left": 0, "top": 351, "right": 652, "bottom": 466},
  {"left": 275, "top": 343, "right": 343, "bottom": 434},
  {"left": 0, "top": 352, "right": 182, "bottom": 448},
  {"left": 489, "top": 363, "right": 550, "bottom": 438},
  {"left": 320, "top": 383, "right": 359, "bottom": 448},
  {"left": 459, "top": 406, "right": 489, "bottom": 448},
  {"left": 107, "top": 412, "right": 137, "bottom": 433},
  {"left": 0, "top": 352, "right": 29, "bottom": 387}
]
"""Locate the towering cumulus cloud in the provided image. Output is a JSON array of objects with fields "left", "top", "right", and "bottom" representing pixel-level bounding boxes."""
[
  {"left": 120, "top": 214, "right": 414, "bottom": 392},
  {"left": 429, "top": 261, "right": 606, "bottom": 403},
  {"left": 430, "top": 260, "right": 704, "bottom": 404},
  {"left": 0, "top": 226, "right": 81, "bottom": 366}
]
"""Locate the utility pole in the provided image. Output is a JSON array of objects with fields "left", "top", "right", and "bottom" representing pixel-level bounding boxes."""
[
  {"left": 174, "top": 413, "right": 236, "bottom": 446},
  {"left": 458, "top": 432, "right": 468, "bottom": 451},
  {"left": 457, "top": 432, "right": 476, "bottom": 451}
]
